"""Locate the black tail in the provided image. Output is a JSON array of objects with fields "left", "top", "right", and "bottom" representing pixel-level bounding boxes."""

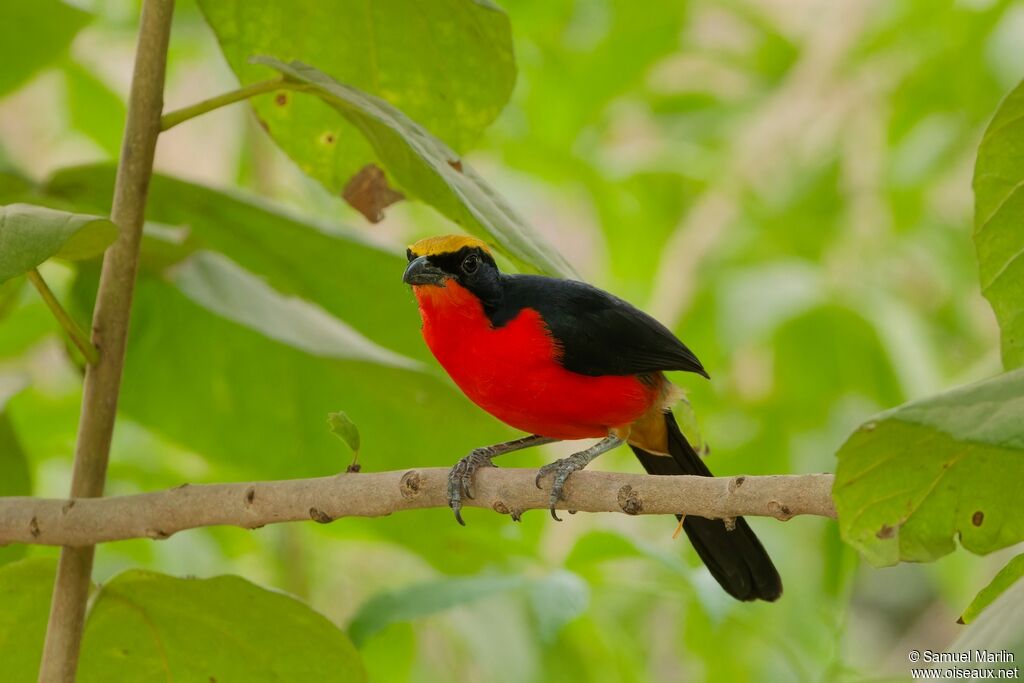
[{"left": 630, "top": 411, "right": 782, "bottom": 602}]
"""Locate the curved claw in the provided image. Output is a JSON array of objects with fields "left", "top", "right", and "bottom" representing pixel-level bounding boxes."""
[
  {"left": 538, "top": 453, "right": 595, "bottom": 522},
  {"left": 537, "top": 436, "right": 618, "bottom": 523},
  {"left": 447, "top": 472, "right": 466, "bottom": 526},
  {"left": 549, "top": 473, "right": 569, "bottom": 521},
  {"left": 446, "top": 449, "right": 495, "bottom": 526},
  {"left": 535, "top": 460, "right": 560, "bottom": 489}
]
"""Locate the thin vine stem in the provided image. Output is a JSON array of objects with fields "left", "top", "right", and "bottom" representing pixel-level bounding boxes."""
[
  {"left": 160, "top": 77, "right": 289, "bottom": 131},
  {"left": 25, "top": 269, "right": 99, "bottom": 366}
]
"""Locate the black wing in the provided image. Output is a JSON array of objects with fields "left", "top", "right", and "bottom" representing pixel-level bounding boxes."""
[{"left": 491, "top": 275, "right": 708, "bottom": 378}]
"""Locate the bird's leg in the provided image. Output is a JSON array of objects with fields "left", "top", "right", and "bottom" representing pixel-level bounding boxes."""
[
  {"left": 535, "top": 435, "right": 624, "bottom": 521},
  {"left": 448, "top": 434, "right": 557, "bottom": 525}
]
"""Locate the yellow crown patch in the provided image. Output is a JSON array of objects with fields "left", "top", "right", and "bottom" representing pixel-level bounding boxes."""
[{"left": 408, "top": 234, "right": 492, "bottom": 258}]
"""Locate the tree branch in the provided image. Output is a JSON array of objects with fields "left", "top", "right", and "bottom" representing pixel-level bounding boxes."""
[
  {"left": 38, "top": 1, "right": 174, "bottom": 680},
  {"left": 0, "top": 470, "right": 835, "bottom": 547}
]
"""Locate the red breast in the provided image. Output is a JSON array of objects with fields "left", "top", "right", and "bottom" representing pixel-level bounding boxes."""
[{"left": 413, "top": 281, "right": 659, "bottom": 440}]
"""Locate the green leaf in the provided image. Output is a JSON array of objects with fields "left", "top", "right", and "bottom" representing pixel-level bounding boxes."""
[
  {"left": 0, "top": 277, "right": 23, "bottom": 323},
  {"left": 561, "top": 529, "right": 728, "bottom": 617},
  {"left": 170, "top": 250, "right": 419, "bottom": 371},
  {"left": 349, "top": 571, "right": 587, "bottom": 646},
  {"left": 0, "top": 0, "right": 90, "bottom": 97},
  {"left": 834, "top": 368, "right": 1024, "bottom": 566},
  {"left": 0, "top": 170, "right": 37, "bottom": 204},
  {"left": 950, "top": 575, "right": 1024, "bottom": 661},
  {"left": 78, "top": 571, "right": 366, "bottom": 682},
  {"left": 196, "top": 0, "right": 515, "bottom": 201},
  {"left": 0, "top": 281, "right": 56, "bottom": 359},
  {"left": 773, "top": 304, "right": 902, "bottom": 427},
  {"left": 0, "top": 558, "right": 58, "bottom": 681},
  {"left": 525, "top": 570, "right": 590, "bottom": 643},
  {"left": 565, "top": 530, "right": 689, "bottom": 578},
  {"left": 0, "top": 203, "right": 117, "bottom": 283},
  {"left": 327, "top": 410, "right": 360, "bottom": 454},
  {"left": 349, "top": 574, "right": 524, "bottom": 646},
  {"left": 63, "top": 60, "right": 126, "bottom": 158},
  {"left": 359, "top": 622, "right": 415, "bottom": 683},
  {"left": 961, "top": 554, "right": 1024, "bottom": 625},
  {"left": 253, "top": 57, "right": 575, "bottom": 278},
  {"left": 974, "top": 79, "right": 1024, "bottom": 370}
]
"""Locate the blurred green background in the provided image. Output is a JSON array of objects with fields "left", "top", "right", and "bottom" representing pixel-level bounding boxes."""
[{"left": 1, "top": 0, "right": 1021, "bottom": 680}]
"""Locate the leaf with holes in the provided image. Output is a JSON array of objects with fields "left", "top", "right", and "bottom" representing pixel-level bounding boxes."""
[
  {"left": 974, "top": 79, "right": 1024, "bottom": 370},
  {"left": 253, "top": 57, "right": 575, "bottom": 278},
  {"left": 834, "top": 368, "right": 1024, "bottom": 566},
  {"left": 78, "top": 571, "right": 366, "bottom": 682},
  {"left": 196, "top": 0, "right": 514, "bottom": 210},
  {"left": 343, "top": 164, "right": 404, "bottom": 223},
  {"left": 0, "top": 203, "right": 117, "bottom": 283}
]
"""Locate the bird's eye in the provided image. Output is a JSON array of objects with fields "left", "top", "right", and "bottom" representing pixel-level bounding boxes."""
[
  {"left": 406, "top": 248, "right": 415, "bottom": 262},
  {"left": 462, "top": 253, "right": 480, "bottom": 275}
]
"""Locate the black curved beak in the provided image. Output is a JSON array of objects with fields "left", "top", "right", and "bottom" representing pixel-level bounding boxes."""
[{"left": 403, "top": 255, "right": 448, "bottom": 286}]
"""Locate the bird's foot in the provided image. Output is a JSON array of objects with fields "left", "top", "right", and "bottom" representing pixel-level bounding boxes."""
[
  {"left": 535, "top": 452, "right": 592, "bottom": 521},
  {"left": 447, "top": 447, "right": 496, "bottom": 525}
]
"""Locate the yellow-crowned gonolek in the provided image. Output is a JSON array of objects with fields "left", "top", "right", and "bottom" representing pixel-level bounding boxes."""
[{"left": 403, "top": 235, "right": 781, "bottom": 602}]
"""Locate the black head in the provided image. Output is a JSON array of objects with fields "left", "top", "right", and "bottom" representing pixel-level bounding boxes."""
[{"left": 403, "top": 235, "right": 502, "bottom": 301}]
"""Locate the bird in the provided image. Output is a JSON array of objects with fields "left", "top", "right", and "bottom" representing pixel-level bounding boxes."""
[{"left": 403, "top": 234, "right": 782, "bottom": 602}]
